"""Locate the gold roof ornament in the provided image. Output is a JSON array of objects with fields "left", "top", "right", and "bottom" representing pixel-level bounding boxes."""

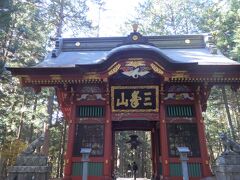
[{"left": 132, "top": 24, "right": 138, "bottom": 32}]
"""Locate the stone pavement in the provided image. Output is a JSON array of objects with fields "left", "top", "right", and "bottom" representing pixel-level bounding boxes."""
[{"left": 117, "top": 178, "right": 150, "bottom": 180}]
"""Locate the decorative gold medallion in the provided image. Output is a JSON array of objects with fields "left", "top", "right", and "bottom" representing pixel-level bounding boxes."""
[{"left": 132, "top": 35, "right": 139, "bottom": 41}]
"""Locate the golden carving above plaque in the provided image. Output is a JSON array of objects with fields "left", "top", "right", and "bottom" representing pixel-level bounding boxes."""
[
  {"left": 50, "top": 74, "right": 62, "bottom": 80},
  {"left": 83, "top": 72, "right": 101, "bottom": 80},
  {"left": 150, "top": 63, "right": 164, "bottom": 75},
  {"left": 172, "top": 71, "right": 189, "bottom": 79},
  {"left": 212, "top": 72, "right": 225, "bottom": 78},
  {"left": 108, "top": 63, "right": 121, "bottom": 76},
  {"left": 17, "top": 75, "right": 31, "bottom": 81},
  {"left": 125, "top": 60, "right": 145, "bottom": 68}
]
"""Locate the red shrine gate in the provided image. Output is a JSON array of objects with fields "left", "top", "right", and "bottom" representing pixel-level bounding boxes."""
[
  {"left": 64, "top": 74, "right": 212, "bottom": 180},
  {"left": 8, "top": 30, "right": 240, "bottom": 180}
]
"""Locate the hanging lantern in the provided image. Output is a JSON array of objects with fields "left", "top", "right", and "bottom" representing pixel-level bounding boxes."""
[{"left": 126, "top": 134, "right": 141, "bottom": 150}]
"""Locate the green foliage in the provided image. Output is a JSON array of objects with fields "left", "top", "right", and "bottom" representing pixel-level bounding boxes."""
[
  {"left": 125, "top": 0, "right": 240, "bottom": 61},
  {"left": 199, "top": 0, "right": 240, "bottom": 59},
  {"left": 0, "top": 0, "right": 95, "bottom": 178},
  {"left": 124, "top": 0, "right": 213, "bottom": 35},
  {"left": 204, "top": 86, "right": 240, "bottom": 166},
  {"left": 48, "top": 120, "right": 65, "bottom": 177},
  {"left": 0, "top": 1, "right": 50, "bottom": 68},
  {"left": 233, "top": 26, "right": 240, "bottom": 61},
  {"left": 45, "top": 0, "right": 94, "bottom": 37},
  {"left": 0, "top": 139, "right": 27, "bottom": 166},
  {"left": 0, "top": 139, "right": 26, "bottom": 178},
  {"left": 0, "top": 0, "right": 12, "bottom": 38}
]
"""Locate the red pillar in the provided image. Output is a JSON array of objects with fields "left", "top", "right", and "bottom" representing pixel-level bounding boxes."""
[
  {"left": 151, "top": 129, "right": 156, "bottom": 176},
  {"left": 195, "top": 91, "right": 212, "bottom": 177},
  {"left": 63, "top": 104, "right": 76, "bottom": 180},
  {"left": 159, "top": 85, "right": 170, "bottom": 178},
  {"left": 152, "top": 127, "right": 160, "bottom": 178},
  {"left": 104, "top": 83, "right": 112, "bottom": 180}
]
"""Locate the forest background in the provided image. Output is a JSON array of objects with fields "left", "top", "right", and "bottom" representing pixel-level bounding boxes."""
[{"left": 0, "top": 0, "right": 240, "bottom": 179}]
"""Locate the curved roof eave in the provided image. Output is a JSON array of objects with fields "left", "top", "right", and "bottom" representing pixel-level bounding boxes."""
[
  {"left": 100, "top": 44, "right": 183, "bottom": 63},
  {"left": 76, "top": 44, "right": 199, "bottom": 68}
]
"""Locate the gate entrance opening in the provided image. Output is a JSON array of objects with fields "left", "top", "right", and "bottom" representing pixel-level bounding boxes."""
[{"left": 112, "top": 121, "right": 158, "bottom": 179}]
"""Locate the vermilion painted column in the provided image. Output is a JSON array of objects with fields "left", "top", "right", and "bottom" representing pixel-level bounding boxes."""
[
  {"left": 159, "top": 85, "right": 170, "bottom": 178},
  {"left": 63, "top": 104, "right": 76, "bottom": 180},
  {"left": 152, "top": 127, "right": 160, "bottom": 178},
  {"left": 104, "top": 82, "right": 112, "bottom": 180},
  {"left": 195, "top": 91, "right": 212, "bottom": 177},
  {"left": 151, "top": 130, "right": 156, "bottom": 176}
]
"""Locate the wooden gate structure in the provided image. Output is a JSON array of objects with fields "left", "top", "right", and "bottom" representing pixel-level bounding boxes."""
[{"left": 8, "top": 29, "right": 240, "bottom": 180}]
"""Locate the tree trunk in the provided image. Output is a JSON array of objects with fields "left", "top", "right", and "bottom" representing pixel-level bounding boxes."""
[
  {"left": 42, "top": 89, "right": 54, "bottom": 155},
  {"left": 17, "top": 94, "right": 26, "bottom": 139},
  {"left": 56, "top": 123, "right": 62, "bottom": 177},
  {"left": 59, "top": 120, "right": 67, "bottom": 177},
  {"left": 221, "top": 86, "right": 236, "bottom": 140},
  {"left": 42, "top": 123, "right": 50, "bottom": 156},
  {"left": 56, "top": 0, "right": 64, "bottom": 37},
  {"left": 234, "top": 91, "right": 240, "bottom": 135},
  {"left": 0, "top": 152, "right": 6, "bottom": 180},
  {"left": 55, "top": 106, "right": 63, "bottom": 177},
  {"left": 29, "top": 96, "right": 38, "bottom": 143},
  {"left": 29, "top": 123, "right": 34, "bottom": 143}
]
